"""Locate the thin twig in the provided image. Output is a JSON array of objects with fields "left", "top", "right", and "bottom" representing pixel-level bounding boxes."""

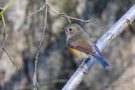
[
  {"left": 33, "top": 3, "right": 48, "bottom": 90},
  {"left": 27, "top": 5, "right": 46, "bottom": 18},
  {"left": 49, "top": 7, "right": 92, "bottom": 23},
  {"left": 1, "top": 14, "right": 6, "bottom": 48},
  {"left": 66, "top": 15, "right": 94, "bottom": 23},
  {"left": 2, "top": 48, "right": 19, "bottom": 69},
  {"left": 28, "top": 2, "right": 91, "bottom": 23},
  {"left": 62, "top": 4, "right": 135, "bottom": 90},
  {"left": 0, "top": 13, "right": 18, "bottom": 70},
  {"left": 2, "top": 0, "right": 14, "bottom": 14},
  {"left": 49, "top": 8, "right": 71, "bottom": 23},
  {"left": 60, "top": 13, "right": 72, "bottom": 23}
]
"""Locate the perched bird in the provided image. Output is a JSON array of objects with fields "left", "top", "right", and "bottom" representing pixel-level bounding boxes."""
[{"left": 64, "top": 23, "right": 109, "bottom": 68}]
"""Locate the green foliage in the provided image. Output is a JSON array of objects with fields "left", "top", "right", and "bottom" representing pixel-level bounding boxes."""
[
  {"left": 0, "top": 0, "right": 14, "bottom": 21},
  {"left": 0, "top": 7, "right": 3, "bottom": 21}
]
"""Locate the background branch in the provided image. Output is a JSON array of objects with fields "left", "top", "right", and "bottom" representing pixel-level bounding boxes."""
[
  {"left": 0, "top": 6, "right": 18, "bottom": 69},
  {"left": 33, "top": 2, "right": 48, "bottom": 90},
  {"left": 28, "top": 3, "right": 91, "bottom": 24},
  {"left": 62, "top": 4, "right": 135, "bottom": 90}
]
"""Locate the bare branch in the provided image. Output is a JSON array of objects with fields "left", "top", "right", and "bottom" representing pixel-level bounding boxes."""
[
  {"left": 49, "top": 7, "right": 92, "bottom": 23},
  {"left": 0, "top": 12, "right": 18, "bottom": 70},
  {"left": 27, "top": 1, "right": 49, "bottom": 18},
  {"left": 27, "top": 5, "right": 46, "bottom": 18},
  {"left": 63, "top": 14, "right": 93, "bottom": 23},
  {"left": 2, "top": 0, "right": 14, "bottom": 13},
  {"left": 62, "top": 4, "right": 135, "bottom": 90},
  {"left": 33, "top": 3, "right": 48, "bottom": 90},
  {"left": 28, "top": 2, "right": 92, "bottom": 24}
]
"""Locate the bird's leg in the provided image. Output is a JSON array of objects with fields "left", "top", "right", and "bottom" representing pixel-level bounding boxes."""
[
  {"left": 80, "top": 59, "right": 85, "bottom": 65},
  {"left": 92, "top": 44, "right": 102, "bottom": 55},
  {"left": 79, "top": 59, "right": 89, "bottom": 74}
]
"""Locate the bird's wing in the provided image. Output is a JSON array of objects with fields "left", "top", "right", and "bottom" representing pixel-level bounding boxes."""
[
  {"left": 67, "top": 38, "right": 94, "bottom": 55},
  {"left": 76, "top": 43, "right": 94, "bottom": 55}
]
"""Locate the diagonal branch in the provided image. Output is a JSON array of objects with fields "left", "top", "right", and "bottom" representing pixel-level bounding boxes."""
[
  {"left": 62, "top": 4, "right": 135, "bottom": 90},
  {"left": 2, "top": 0, "right": 14, "bottom": 14}
]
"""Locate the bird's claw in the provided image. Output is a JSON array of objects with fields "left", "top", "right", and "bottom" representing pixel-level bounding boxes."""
[{"left": 79, "top": 64, "right": 89, "bottom": 74}]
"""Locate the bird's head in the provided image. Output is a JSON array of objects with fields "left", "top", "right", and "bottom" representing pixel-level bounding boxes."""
[{"left": 63, "top": 23, "right": 83, "bottom": 39}]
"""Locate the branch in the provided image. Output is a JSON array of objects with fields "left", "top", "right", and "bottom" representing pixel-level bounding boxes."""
[
  {"left": 62, "top": 4, "right": 135, "bottom": 90},
  {"left": 49, "top": 8, "right": 93, "bottom": 23},
  {"left": 0, "top": 7, "right": 18, "bottom": 70},
  {"left": 28, "top": 2, "right": 93, "bottom": 90},
  {"left": 1, "top": 0, "right": 15, "bottom": 14},
  {"left": 28, "top": 3, "right": 93, "bottom": 23},
  {"left": 33, "top": 2, "right": 48, "bottom": 90}
]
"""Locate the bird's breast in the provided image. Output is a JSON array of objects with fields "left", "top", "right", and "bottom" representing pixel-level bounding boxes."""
[{"left": 68, "top": 47, "right": 89, "bottom": 60}]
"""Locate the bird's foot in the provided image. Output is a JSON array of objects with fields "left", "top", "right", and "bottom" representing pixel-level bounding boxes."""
[{"left": 79, "top": 64, "right": 89, "bottom": 74}]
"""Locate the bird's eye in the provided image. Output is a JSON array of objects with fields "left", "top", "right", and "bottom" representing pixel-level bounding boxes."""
[{"left": 69, "top": 28, "right": 72, "bottom": 31}]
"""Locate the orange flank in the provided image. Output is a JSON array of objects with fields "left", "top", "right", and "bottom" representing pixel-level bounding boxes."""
[{"left": 68, "top": 47, "right": 89, "bottom": 60}]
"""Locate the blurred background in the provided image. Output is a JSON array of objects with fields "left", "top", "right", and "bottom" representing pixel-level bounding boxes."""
[{"left": 0, "top": 0, "right": 135, "bottom": 90}]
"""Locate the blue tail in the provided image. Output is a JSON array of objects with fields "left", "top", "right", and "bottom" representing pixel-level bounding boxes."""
[
  {"left": 92, "top": 54, "right": 109, "bottom": 68},
  {"left": 92, "top": 44, "right": 109, "bottom": 68}
]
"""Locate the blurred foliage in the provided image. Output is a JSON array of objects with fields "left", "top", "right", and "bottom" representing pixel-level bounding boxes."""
[{"left": 0, "top": 7, "right": 3, "bottom": 20}]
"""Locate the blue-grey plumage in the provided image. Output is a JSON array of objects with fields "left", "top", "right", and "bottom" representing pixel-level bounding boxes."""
[
  {"left": 91, "top": 44, "right": 109, "bottom": 68},
  {"left": 64, "top": 23, "right": 109, "bottom": 68}
]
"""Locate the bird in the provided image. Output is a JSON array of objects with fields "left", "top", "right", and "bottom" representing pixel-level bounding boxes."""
[{"left": 64, "top": 23, "right": 109, "bottom": 68}]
